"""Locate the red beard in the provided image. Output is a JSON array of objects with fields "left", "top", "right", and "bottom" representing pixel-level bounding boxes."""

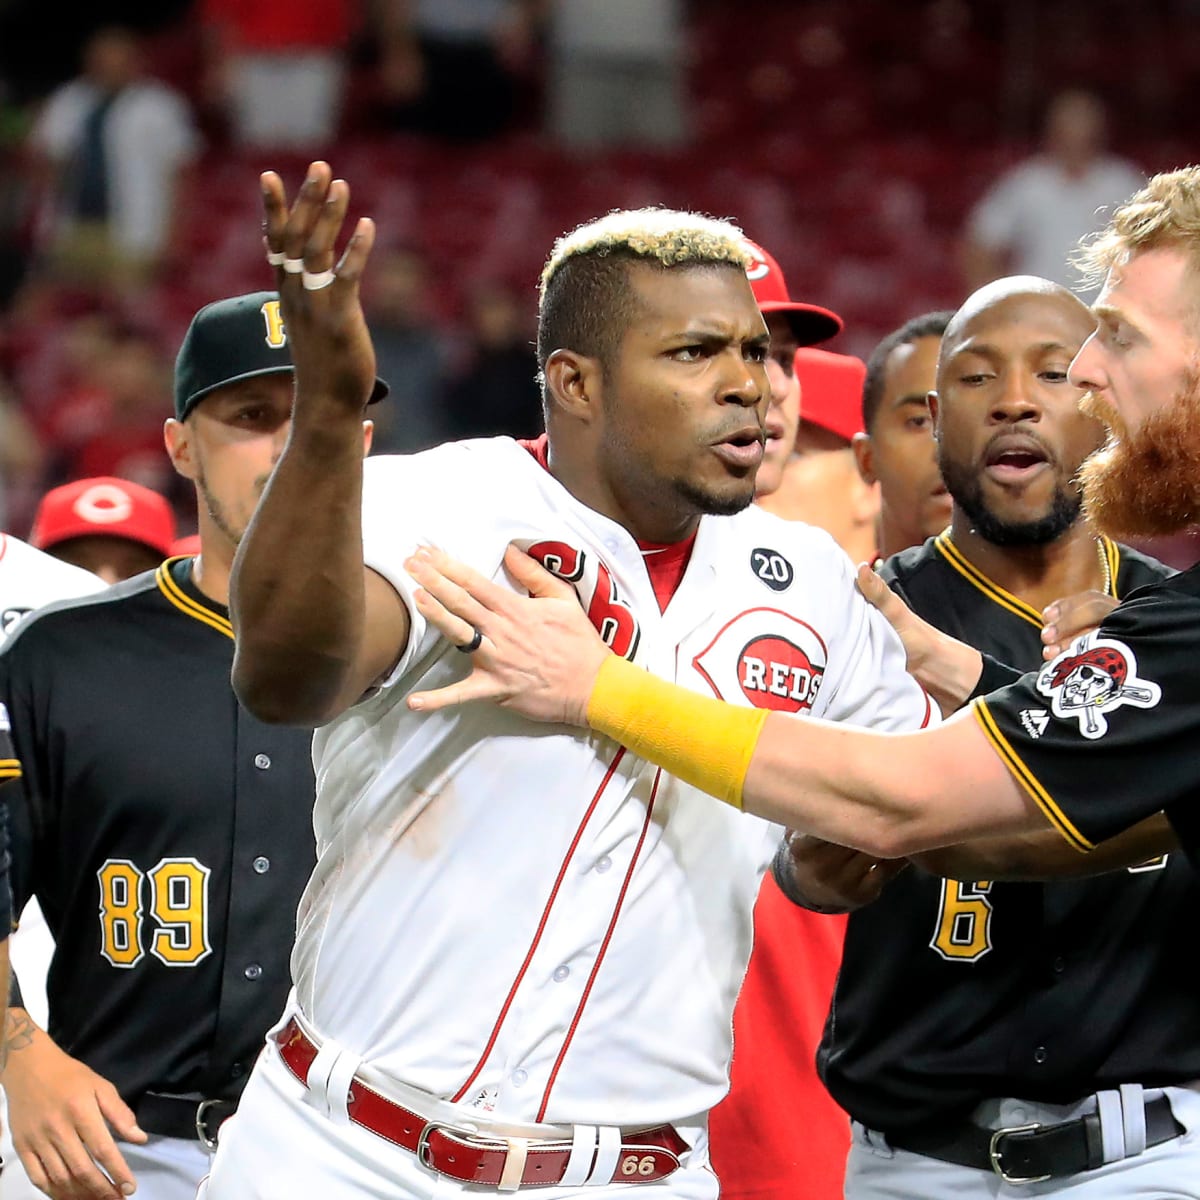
[{"left": 1078, "top": 379, "right": 1200, "bottom": 538}]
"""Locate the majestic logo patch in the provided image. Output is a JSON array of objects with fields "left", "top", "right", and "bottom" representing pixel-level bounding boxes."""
[
  {"left": 1019, "top": 708, "right": 1049, "bottom": 739},
  {"left": 750, "top": 547, "right": 794, "bottom": 592},
  {"left": 694, "top": 609, "right": 827, "bottom": 714},
  {"left": 1035, "top": 635, "right": 1161, "bottom": 739}
]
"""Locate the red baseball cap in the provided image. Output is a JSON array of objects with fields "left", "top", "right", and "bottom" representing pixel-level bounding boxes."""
[
  {"left": 743, "top": 241, "right": 842, "bottom": 347},
  {"left": 794, "top": 347, "right": 868, "bottom": 444},
  {"left": 30, "top": 477, "right": 177, "bottom": 558},
  {"left": 170, "top": 533, "right": 202, "bottom": 557}
]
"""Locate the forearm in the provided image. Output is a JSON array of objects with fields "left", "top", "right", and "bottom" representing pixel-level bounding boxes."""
[
  {"left": 231, "top": 406, "right": 371, "bottom": 724},
  {"left": 586, "top": 658, "right": 1042, "bottom": 858},
  {"left": 911, "top": 812, "right": 1173, "bottom": 880},
  {"left": 1, "top": 1002, "right": 32, "bottom": 1075}
]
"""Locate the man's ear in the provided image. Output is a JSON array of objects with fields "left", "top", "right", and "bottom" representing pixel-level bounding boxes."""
[
  {"left": 362, "top": 419, "right": 375, "bottom": 457},
  {"left": 543, "top": 349, "right": 602, "bottom": 423},
  {"left": 927, "top": 390, "right": 941, "bottom": 440},
  {"left": 163, "top": 417, "right": 196, "bottom": 481},
  {"left": 851, "top": 431, "right": 876, "bottom": 485}
]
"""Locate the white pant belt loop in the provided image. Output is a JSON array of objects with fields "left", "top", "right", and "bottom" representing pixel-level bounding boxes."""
[
  {"left": 585, "top": 1125, "right": 622, "bottom": 1185},
  {"left": 1120, "top": 1083, "right": 1147, "bottom": 1157},
  {"left": 1096, "top": 1089, "right": 1126, "bottom": 1163},
  {"left": 561, "top": 1124, "right": 599, "bottom": 1187}
]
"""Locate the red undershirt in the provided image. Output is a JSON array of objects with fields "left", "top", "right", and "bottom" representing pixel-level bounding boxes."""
[{"left": 519, "top": 435, "right": 695, "bottom": 611}]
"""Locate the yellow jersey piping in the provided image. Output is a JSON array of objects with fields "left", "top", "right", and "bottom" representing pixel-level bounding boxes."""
[
  {"left": 155, "top": 559, "right": 233, "bottom": 640},
  {"left": 973, "top": 698, "right": 1094, "bottom": 853}
]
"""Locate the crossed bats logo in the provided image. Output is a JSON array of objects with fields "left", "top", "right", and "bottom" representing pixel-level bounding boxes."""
[{"left": 1035, "top": 635, "right": 1161, "bottom": 740}]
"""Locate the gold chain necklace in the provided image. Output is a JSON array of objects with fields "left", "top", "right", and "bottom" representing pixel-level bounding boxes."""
[{"left": 1096, "top": 537, "right": 1113, "bottom": 597}]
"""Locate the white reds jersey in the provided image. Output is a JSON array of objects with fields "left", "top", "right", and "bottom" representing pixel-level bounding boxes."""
[
  {"left": 0, "top": 533, "right": 104, "bottom": 1161},
  {"left": 297, "top": 438, "right": 933, "bottom": 1130},
  {"left": 0, "top": 533, "right": 104, "bottom": 646}
]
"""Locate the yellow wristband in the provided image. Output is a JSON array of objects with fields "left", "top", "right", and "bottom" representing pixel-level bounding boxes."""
[{"left": 585, "top": 656, "right": 768, "bottom": 809}]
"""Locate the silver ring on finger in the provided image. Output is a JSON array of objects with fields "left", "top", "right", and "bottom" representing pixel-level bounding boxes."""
[
  {"left": 302, "top": 268, "right": 336, "bottom": 291},
  {"left": 282, "top": 257, "right": 305, "bottom": 274},
  {"left": 455, "top": 626, "right": 484, "bottom": 654},
  {"left": 265, "top": 248, "right": 288, "bottom": 266}
]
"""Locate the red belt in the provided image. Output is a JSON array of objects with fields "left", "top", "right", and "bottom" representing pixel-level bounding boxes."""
[{"left": 277, "top": 1018, "right": 687, "bottom": 1189}]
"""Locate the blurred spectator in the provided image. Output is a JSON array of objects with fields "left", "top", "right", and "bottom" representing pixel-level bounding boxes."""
[
  {"left": 29, "top": 475, "right": 175, "bottom": 583},
  {"left": 961, "top": 89, "right": 1144, "bottom": 295},
  {"left": 368, "top": 0, "right": 543, "bottom": 141},
  {"left": 40, "top": 324, "right": 175, "bottom": 497},
  {"left": 26, "top": 27, "right": 200, "bottom": 290},
  {"left": 363, "top": 246, "right": 451, "bottom": 453},
  {"left": 852, "top": 311, "right": 954, "bottom": 559},
  {"left": 199, "top": 0, "right": 360, "bottom": 148},
  {"left": 0, "top": 376, "right": 45, "bottom": 533},
  {"left": 442, "top": 280, "right": 543, "bottom": 440},
  {"left": 546, "top": 0, "right": 685, "bottom": 149},
  {"left": 170, "top": 532, "right": 202, "bottom": 557},
  {"left": 758, "top": 347, "right": 879, "bottom": 564}
]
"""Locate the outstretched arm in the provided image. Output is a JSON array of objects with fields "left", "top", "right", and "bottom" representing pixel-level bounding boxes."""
[
  {"left": 405, "top": 546, "right": 1047, "bottom": 858},
  {"left": 230, "top": 161, "right": 410, "bottom": 726}
]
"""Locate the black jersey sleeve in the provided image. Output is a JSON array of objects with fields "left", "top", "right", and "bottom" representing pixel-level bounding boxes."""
[
  {"left": 0, "top": 702, "right": 20, "bottom": 937},
  {"left": 972, "top": 573, "right": 1200, "bottom": 861}
]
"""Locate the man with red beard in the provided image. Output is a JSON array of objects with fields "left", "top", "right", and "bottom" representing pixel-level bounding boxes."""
[{"left": 775, "top": 277, "right": 1185, "bottom": 1199}]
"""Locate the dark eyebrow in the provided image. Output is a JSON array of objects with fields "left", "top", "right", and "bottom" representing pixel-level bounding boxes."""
[{"left": 891, "top": 393, "right": 931, "bottom": 410}]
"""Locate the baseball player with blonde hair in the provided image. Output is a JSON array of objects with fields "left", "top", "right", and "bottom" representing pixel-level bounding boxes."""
[{"left": 199, "top": 163, "right": 932, "bottom": 1199}]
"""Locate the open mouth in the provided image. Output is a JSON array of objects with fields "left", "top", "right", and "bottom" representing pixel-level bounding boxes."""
[
  {"left": 712, "top": 428, "right": 766, "bottom": 469},
  {"left": 984, "top": 436, "right": 1051, "bottom": 481}
]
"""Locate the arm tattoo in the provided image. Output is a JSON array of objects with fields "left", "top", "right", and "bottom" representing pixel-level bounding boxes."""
[{"left": 1, "top": 1008, "right": 34, "bottom": 1071}]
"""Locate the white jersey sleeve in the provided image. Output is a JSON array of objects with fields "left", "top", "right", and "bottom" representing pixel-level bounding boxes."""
[
  {"left": 359, "top": 444, "right": 506, "bottom": 687},
  {"left": 808, "top": 535, "right": 936, "bottom": 733}
]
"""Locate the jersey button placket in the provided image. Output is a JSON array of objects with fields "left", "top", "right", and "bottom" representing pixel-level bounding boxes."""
[
  {"left": 253, "top": 753, "right": 271, "bottom": 770},
  {"left": 252, "top": 856, "right": 270, "bottom": 874},
  {"left": 244, "top": 963, "right": 263, "bottom": 981}
]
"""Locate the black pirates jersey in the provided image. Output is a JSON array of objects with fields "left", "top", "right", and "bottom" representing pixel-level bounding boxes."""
[
  {"left": 817, "top": 532, "right": 1197, "bottom": 1131},
  {"left": 977, "top": 554, "right": 1200, "bottom": 870},
  {"left": 0, "top": 557, "right": 316, "bottom": 1105}
]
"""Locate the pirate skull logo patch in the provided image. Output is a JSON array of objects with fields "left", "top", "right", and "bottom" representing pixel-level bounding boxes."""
[{"left": 1035, "top": 635, "right": 1161, "bottom": 739}]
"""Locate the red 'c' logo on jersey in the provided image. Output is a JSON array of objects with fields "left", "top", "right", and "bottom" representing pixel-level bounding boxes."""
[
  {"left": 737, "top": 635, "right": 823, "bottom": 713},
  {"left": 693, "top": 609, "right": 829, "bottom": 715}
]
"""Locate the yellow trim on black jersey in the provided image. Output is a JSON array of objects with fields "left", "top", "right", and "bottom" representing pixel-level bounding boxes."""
[
  {"left": 934, "top": 532, "right": 1042, "bottom": 627},
  {"left": 972, "top": 698, "right": 1094, "bottom": 853},
  {"left": 0, "top": 757, "right": 22, "bottom": 779},
  {"left": 155, "top": 559, "right": 234, "bottom": 640},
  {"left": 935, "top": 533, "right": 1123, "bottom": 625}
]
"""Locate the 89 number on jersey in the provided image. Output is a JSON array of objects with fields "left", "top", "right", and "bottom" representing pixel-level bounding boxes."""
[{"left": 97, "top": 857, "right": 212, "bottom": 969}]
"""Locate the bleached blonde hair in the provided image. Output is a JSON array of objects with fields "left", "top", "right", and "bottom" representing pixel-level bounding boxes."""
[
  {"left": 1077, "top": 165, "right": 1200, "bottom": 292},
  {"left": 539, "top": 208, "right": 750, "bottom": 303},
  {"left": 536, "top": 209, "right": 751, "bottom": 395}
]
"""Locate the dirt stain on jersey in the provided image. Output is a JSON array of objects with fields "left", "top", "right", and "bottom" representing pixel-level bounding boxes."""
[{"left": 388, "top": 780, "right": 458, "bottom": 861}]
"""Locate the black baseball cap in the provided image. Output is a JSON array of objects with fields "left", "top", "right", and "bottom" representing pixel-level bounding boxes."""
[{"left": 173, "top": 291, "right": 389, "bottom": 420}]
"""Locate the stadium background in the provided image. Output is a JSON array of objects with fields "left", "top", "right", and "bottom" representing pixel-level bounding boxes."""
[{"left": 1, "top": 0, "right": 1197, "bottom": 543}]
